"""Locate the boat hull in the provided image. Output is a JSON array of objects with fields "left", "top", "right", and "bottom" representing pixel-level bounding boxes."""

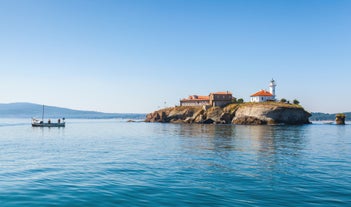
[{"left": 32, "top": 123, "right": 65, "bottom": 127}]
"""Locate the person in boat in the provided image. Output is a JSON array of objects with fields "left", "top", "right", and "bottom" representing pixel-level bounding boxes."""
[
  {"left": 48, "top": 119, "right": 51, "bottom": 124},
  {"left": 58, "top": 119, "right": 61, "bottom": 123}
]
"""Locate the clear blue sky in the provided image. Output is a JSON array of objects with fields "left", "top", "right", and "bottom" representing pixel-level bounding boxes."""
[{"left": 0, "top": 0, "right": 350, "bottom": 113}]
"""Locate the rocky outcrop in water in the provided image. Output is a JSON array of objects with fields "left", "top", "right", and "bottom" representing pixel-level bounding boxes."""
[
  {"left": 335, "top": 114, "right": 346, "bottom": 125},
  {"left": 145, "top": 102, "right": 311, "bottom": 125}
]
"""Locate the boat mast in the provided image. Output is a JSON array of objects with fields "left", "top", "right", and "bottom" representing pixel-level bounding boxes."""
[{"left": 42, "top": 105, "right": 44, "bottom": 122}]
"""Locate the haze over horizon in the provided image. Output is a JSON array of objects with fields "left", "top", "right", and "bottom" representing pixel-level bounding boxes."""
[{"left": 0, "top": 0, "right": 350, "bottom": 113}]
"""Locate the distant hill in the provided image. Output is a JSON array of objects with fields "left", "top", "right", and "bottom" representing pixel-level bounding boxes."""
[
  {"left": 0, "top": 103, "right": 145, "bottom": 119},
  {"left": 310, "top": 112, "right": 351, "bottom": 121}
]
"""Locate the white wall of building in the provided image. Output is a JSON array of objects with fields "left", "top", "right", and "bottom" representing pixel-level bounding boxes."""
[
  {"left": 180, "top": 100, "right": 209, "bottom": 106},
  {"left": 250, "top": 96, "right": 273, "bottom": 103}
]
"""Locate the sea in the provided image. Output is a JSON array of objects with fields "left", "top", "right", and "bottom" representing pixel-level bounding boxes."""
[{"left": 0, "top": 118, "right": 350, "bottom": 206}]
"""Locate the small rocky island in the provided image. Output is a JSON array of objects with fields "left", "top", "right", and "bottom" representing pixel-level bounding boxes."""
[
  {"left": 146, "top": 80, "right": 311, "bottom": 125},
  {"left": 145, "top": 102, "right": 311, "bottom": 125}
]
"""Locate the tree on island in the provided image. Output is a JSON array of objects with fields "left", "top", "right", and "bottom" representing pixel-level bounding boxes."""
[
  {"left": 237, "top": 98, "right": 244, "bottom": 103},
  {"left": 280, "top": 98, "right": 287, "bottom": 103},
  {"left": 293, "top": 99, "right": 300, "bottom": 105}
]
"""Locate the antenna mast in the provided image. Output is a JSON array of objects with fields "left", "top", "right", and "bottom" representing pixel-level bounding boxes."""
[{"left": 42, "top": 105, "right": 44, "bottom": 121}]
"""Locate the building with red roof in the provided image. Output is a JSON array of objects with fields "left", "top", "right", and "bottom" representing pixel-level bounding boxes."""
[
  {"left": 180, "top": 91, "right": 234, "bottom": 107},
  {"left": 250, "top": 79, "right": 277, "bottom": 102},
  {"left": 180, "top": 95, "right": 210, "bottom": 106},
  {"left": 209, "top": 91, "right": 233, "bottom": 107}
]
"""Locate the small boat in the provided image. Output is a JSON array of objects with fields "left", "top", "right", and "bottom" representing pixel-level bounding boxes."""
[
  {"left": 32, "top": 118, "right": 65, "bottom": 127},
  {"left": 31, "top": 105, "right": 66, "bottom": 127}
]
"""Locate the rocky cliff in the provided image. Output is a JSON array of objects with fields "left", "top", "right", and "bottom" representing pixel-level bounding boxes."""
[{"left": 145, "top": 102, "right": 311, "bottom": 125}]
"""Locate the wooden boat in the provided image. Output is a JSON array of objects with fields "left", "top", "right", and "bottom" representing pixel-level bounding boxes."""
[{"left": 31, "top": 105, "right": 66, "bottom": 127}]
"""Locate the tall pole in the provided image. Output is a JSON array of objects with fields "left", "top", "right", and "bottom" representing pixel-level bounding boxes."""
[{"left": 42, "top": 105, "right": 44, "bottom": 122}]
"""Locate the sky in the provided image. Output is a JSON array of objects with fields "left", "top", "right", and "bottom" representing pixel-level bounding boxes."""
[{"left": 0, "top": 0, "right": 350, "bottom": 113}]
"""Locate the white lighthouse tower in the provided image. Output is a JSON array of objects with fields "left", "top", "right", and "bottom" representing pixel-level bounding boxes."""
[{"left": 269, "top": 79, "right": 277, "bottom": 100}]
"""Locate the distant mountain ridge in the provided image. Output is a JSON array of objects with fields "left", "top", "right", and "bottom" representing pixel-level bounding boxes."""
[
  {"left": 0, "top": 102, "right": 145, "bottom": 119},
  {"left": 310, "top": 112, "right": 351, "bottom": 121}
]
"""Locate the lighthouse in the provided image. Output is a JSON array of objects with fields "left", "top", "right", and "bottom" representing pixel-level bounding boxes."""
[{"left": 269, "top": 79, "right": 277, "bottom": 100}]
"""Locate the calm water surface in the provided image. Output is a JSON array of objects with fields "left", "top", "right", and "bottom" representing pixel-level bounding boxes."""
[{"left": 0, "top": 119, "right": 350, "bottom": 206}]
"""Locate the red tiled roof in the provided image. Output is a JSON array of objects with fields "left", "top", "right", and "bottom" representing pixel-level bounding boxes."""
[
  {"left": 181, "top": 91, "right": 232, "bottom": 102},
  {"left": 181, "top": 95, "right": 210, "bottom": 101},
  {"left": 197, "top": 96, "right": 210, "bottom": 100},
  {"left": 250, "top": 90, "right": 273, "bottom": 97}
]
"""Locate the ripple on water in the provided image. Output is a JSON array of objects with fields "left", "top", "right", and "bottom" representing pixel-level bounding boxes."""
[{"left": 0, "top": 120, "right": 351, "bottom": 206}]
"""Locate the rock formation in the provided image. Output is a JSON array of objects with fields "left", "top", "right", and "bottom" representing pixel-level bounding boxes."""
[
  {"left": 335, "top": 114, "right": 346, "bottom": 125},
  {"left": 145, "top": 102, "right": 311, "bottom": 125},
  {"left": 232, "top": 103, "right": 311, "bottom": 125}
]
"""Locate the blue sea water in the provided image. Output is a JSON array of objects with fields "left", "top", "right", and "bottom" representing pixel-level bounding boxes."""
[{"left": 0, "top": 119, "right": 350, "bottom": 206}]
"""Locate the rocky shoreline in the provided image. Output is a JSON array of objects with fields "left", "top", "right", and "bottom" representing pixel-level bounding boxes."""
[{"left": 145, "top": 102, "right": 311, "bottom": 125}]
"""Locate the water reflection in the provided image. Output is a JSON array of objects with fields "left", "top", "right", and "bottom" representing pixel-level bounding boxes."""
[
  {"left": 165, "top": 124, "right": 308, "bottom": 175},
  {"left": 244, "top": 125, "right": 306, "bottom": 154},
  {"left": 31, "top": 126, "right": 66, "bottom": 138},
  {"left": 243, "top": 125, "right": 307, "bottom": 176},
  {"left": 172, "top": 124, "right": 306, "bottom": 152}
]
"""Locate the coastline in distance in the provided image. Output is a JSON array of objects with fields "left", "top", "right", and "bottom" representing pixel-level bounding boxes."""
[{"left": 0, "top": 102, "right": 145, "bottom": 119}]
